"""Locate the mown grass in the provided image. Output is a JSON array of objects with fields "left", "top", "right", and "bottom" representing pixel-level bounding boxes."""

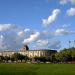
[{"left": 0, "top": 63, "right": 75, "bottom": 75}]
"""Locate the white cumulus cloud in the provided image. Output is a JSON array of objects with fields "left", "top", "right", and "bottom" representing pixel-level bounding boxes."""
[
  {"left": 60, "top": 0, "right": 75, "bottom": 4},
  {"left": 17, "top": 31, "right": 25, "bottom": 37},
  {"left": 0, "top": 24, "right": 16, "bottom": 32},
  {"left": 23, "top": 32, "right": 40, "bottom": 44},
  {"left": 67, "top": 8, "right": 75, "bottom": 16},
  {"left": 17, "top": 28, "right": 30, "bottom": 37},
  {"left": 37, "top": 40, "right": 49, "bottom": 46},
  {"left": 0, "top": 35, "right": 7, "bottom": 50},
  {"left": 54, "top": 28, "right": 75, "bottom": 36},
  {"left": 42, "top": 9, "right": 60, "bottom": 27},
  {"left": 55, "top": 28, "right": 66, "bottom": 36},
  {"left": 24, "top": 28, "right": 30, "bottom": 32}
]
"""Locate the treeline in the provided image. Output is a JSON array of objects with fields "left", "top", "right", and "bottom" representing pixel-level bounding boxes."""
[
  {"left": 0, "top": 53, "right": 29, "bottom": 63},
  {"left": 34, "top": 47, "right": 75, "bottom": 63},
  {"left": 0, "top": 47, "right": 75, "bottom": 63},
  {"left": 55, "top": 47, "right": 75, "bottom": 63}
]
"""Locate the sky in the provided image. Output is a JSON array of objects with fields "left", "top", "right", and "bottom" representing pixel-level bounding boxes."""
[{"left": 0, "top": 0, "right": 75, "bottom": 51}]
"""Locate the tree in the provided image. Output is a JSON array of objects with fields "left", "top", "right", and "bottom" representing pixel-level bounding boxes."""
[
  {"left": 55, "top": 47, "right": 75, "bottom": 63},
  {"left": 4, "top": 56, "right": 10, "bottom": 63},
  {"left": 11, "top": 53, "right": 29, "bottom": 62},
  {"left": 34, "top": 56, "right": 46, "bottom": 62},
  {"left": 0, "top": 56, "right": 4, "bottom": 62}
]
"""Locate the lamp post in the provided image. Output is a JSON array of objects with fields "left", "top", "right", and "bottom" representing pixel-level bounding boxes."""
[{"left": 69, "top": 41, "right": 71, "bottom": 48}]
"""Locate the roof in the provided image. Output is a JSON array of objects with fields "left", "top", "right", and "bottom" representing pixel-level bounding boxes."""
[{"left": 20, "top": 49, "right": 57, "bottom": 52}]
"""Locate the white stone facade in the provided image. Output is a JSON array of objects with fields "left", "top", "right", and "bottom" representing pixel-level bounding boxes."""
[
  {"left": 18, "top": 50, "right": 51, "bottom": 58},
  {"left": 0, "top": 45, "right": 56, "bottom": 58}
]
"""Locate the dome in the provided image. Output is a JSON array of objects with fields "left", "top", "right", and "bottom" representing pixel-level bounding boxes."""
[
  {"left": 21, "top": 45, "right": 29, "bottom": 51},
  {"left": 23, "top": 45, "right": 29, "bottom": 50}
]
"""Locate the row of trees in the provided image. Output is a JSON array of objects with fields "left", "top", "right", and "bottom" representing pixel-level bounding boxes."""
[
  {"left": 55, "top": 47, "right": 75, "bottom": 63},
  {"left": 0, "top": 53, "right": 29, "bottom": 63},
  {"left": 0, "top": 47, "right": 75, "bottom": 63},
  {"left": 34, "top": 54, "right": 55, "bottom": 63},
  {"left": 34, "top": 47, "right": 75, "bottom": 63}
]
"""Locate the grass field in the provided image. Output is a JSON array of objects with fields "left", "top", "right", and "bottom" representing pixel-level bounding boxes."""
[{"left": 0, "top": 63, "right": 75, "bottom": 75}]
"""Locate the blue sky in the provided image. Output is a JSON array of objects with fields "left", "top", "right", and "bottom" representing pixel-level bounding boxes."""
[{"left": 0, "top": 0, "right": 75, "bottom": 51}]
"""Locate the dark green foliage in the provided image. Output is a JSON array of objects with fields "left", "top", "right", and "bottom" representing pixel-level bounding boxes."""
[
  {"left": 11, "top": 53, "right": 29, "bottom": 62},
  {"left": 34, "top": 57, "right": 46, "bottom": 62},
  {"left": 55, "top": 47, "right": 75, "bottom": 62}
]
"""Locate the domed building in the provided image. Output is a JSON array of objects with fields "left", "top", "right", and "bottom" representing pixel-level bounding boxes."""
[
  {"left": 0, "top": 45, "right": 57, "bottom": 58},
  {"left": 20, "top": 45, "right": 29, "bottom": 51},
  {"left": 18, "top": 45, "right": 57, "bottom": 58}
]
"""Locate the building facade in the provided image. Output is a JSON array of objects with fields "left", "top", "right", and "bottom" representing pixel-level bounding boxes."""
[
  {"left": 19, "top": 45, "right": 57, "bottom": 58},
  {"left": 0, "top": 45, "right": 57, "bottom": 58}
]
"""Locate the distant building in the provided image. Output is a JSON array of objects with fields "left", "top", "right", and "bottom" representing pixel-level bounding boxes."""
[
  {"left": 19, "top": 45, "right": 57, "bottom": 58},
  {"left": 0, "top": 51, "right": 15, "bottom": 57},
  {"left": 0, "top": 45, "right": 57, "bottom": 58}
]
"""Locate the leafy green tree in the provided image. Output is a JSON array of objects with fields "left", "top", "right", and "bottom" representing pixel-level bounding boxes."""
[
  {"left": 0, "top": 56, "right": 4, "bottom": 62},
  {"left": 4, "top": 56, "right": 10, "bottom": 62},
  {"left": 11, "top": 53, "right": 29, "bottom": 62},
  {"left": 34, "top": 56, "right": 46, "bottom": 62},
  {"left": 55, "top": 47, "right": 75, "bottom": 63}
]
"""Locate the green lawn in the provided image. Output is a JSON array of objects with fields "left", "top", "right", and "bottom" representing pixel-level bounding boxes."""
[{"left": 0, "top": 63, "right": 75, "bottom": 75}]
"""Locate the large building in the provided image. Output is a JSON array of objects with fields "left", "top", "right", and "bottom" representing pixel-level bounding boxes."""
[{"left": 0, "top": 45, "right": 57, "bottom": 58}]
